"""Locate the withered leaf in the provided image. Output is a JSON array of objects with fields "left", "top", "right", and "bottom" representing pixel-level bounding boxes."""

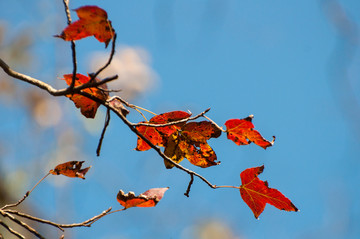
[
  {"left": 116, "top": 187, "right": 169, "bottom": 209},
  {"left": 49, "top": 161, "right": 91, "bottom": 179}
]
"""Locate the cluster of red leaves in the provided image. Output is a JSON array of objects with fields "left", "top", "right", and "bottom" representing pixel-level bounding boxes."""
[
  {"left": 135, "top": 112, "right": 274, "bottom": 168},
  {"left": 56, "top": 6, "right": 116, "bottom": 118},
  {"left": 135, "top": 111, "right": 222, "bottom": 168},
  {"left": 52, "top": 5, "right": 298, "bottom": 220},
  {"left": 135, "top": 112, "right": 298, "bottom": 217}
]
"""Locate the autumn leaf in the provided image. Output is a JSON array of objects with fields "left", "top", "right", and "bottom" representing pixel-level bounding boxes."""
[
  {"left": 164, "top": 121, "right": 221, "bottom": 168},
  {"left": 135, "top": 111, "right": 191, "bottom": 151},
  {"left": 49, "top": 161, "right": 91, "bottom": 179},
  {"left": 225, "top": 115, "right": 275, "bottom": 149},
  {"left": 55, "top": 6, "right": 115, "bottom": 47},
  {"left": 116, "top": 187, "right": 169, "bottom": 209},
  {"left": 181, "top": 121, "right": 222, "bottom": 142},
  {"left": 239, "top": 166, "right": 298, "bottom": 219},
  {"left": 62, "top": 73, "right": 108, "bottom": 118}
]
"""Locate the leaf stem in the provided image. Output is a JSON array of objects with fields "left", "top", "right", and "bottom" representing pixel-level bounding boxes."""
[{"left": 215, "top": 185, "right": 241, "bottom": 189}]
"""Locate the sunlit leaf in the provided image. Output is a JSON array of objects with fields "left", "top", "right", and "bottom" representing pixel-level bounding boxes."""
[
  {"left": 225, "top": 116, "right": 275, "bottom": 149},
  {"left": 164, "top": 121, "right": 221, "bottom": 169},
  {"left": 239, "top": 166, "right": 298, "bottom": 219},
  {"left": 135, "top": 111, "right": 191, "bottom": 151},
  {"left": 63, "top": 73, "right": 108, "bottom": 118},
  {"left": 55, "top": 6, "right": 114, "bottom": 47}
]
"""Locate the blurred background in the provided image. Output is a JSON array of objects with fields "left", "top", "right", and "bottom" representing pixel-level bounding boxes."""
[{"left": 1, "top": 0, "right": 360, "bottom": 238}]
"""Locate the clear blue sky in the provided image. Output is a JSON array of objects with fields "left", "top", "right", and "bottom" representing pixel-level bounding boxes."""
[{"left": 1, "top": 0, "right": 360, "bottom": 238}]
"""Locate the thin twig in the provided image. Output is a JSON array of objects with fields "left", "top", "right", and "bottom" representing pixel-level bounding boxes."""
[
  {"left": 90, "top": 33, "right": 117, "bottom": 81},
  {"left": 134, "top": 108, "right": 211, "bottom": 127},
  {"left": 203, "top": 115, "right": 226, "bottom": 132},
  {"left": 1, "top": 173, "right": 50, "bottom": 210},
  {"left": 87, "top": 208, "right": 125, "bottom": 226},
  {"left": 134, "top": 108, "right": 149, "bottom": 122},
  {"left": 0, "top": 220, "right": 25, "bottom": 239},
  {"left": 59, "top": 207, "right": 112, "bottom": 228},
  {"left": 107, "top": 96, "right": 157, "bottom": 116},
  {"left": 62, "top": 0, "right": 77, "bottom": 89},
  {"left": 0, "top": 58, "right": 118, "bottom": 97},
  {"left": 184, "top": 174, "right": 194, "bottom": 197},
  {"left": 4, "top": 210, "right": 64, "bottom": 231},
  {"left": 0, "top": 211, "right": 45, "bottom": 239},
  {"left": 5, "top": 207, "right": 112, "bottom": 230},
  {"left": 99, "top": 88, "right": 122, "bottom": 93},
  {"left": 214, "top": 185, "right": 241, "bottom": 189},
  {"left": 132, "top": 105, "right": 157, "bottom": 116},
  {"left": 96, "top": 108, "right": 111, "bottom": 156}
]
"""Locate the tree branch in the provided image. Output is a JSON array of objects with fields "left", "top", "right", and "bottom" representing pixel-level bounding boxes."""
[
  {"left": 0, "top": 220, "right": 25, "bottom": 239},
  {"left": 0, "top": 211, "right": 45, "bottom": 239},
  {"left": 184, "top": 174, "right": 194, "bottom": 197},
  {"left": 61, "top": 0, "right": 77, "bottom": 89},
  {"left": 96, "top": 108, "right": 111, "bottom": 156},
  {"left": 90, "top": 33, "right": 117, "bottom": 81},
  {"left": 0, "top": 58, "right": 118, "bottom": 97},
  {"left": 4, "top": 207, "right": 112, "bottom": 230}
]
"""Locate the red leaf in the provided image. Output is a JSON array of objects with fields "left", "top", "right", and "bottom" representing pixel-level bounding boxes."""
[
  {"left": 135, "top": 125, "right": 163, "bottom": 151},
  {"left": 63, "top": 73, "right": 108, "bottom": 118},
  {"left": 150, "top": 111, "right": 191, "bottom": 136},
  {"left": 55, "top": 6, "right": 114, "bottom": 47},
  {"left": 225, "top": 116, "right": 275, "bottom": 149},
  {"left": 49, "top": 161, "right": 91, "bottom": 179},
  {"left": 116, "top": 187, "right": 169, "bottom": 209},
  {"left": 181, "top": 121, "right": 222, "bottom": 143},
  {"left": 163, "top": 121, "right": 221, "bottom": 168},
  {"left": 239, "top": 166, "right": 298, "bottom": 219},
  {"left": 135, "top": 111, "right": 191, "bottom": 151}
]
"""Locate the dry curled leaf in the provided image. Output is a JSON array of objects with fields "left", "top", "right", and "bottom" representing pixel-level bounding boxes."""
[
  {"left": 49, "top": 161, "right": 91, "bottom": 179},
  {"left": 55, "top": 5, "right": 115, "bottom": 47},
  {"left": 116, "top": 187, "right": 169, "bottom": 209},
  {"left": 107, "top": 97, "right": 129, "bottom": 117}
]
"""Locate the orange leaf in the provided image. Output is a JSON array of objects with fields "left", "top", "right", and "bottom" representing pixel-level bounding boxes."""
[
  {"left": 225, "top": 116, "right": 275, "bottom": 149},
  {"left": 179, "top": 141, "right": 219, "bottom": 168},
  {"left": 116, "top": 187, "right": 169, "bottom": 209},
  {"left": 135, "top": 125, "right": 163, "bottom": 151},
  {"left": 181, "top": 121, "right": 222, "bottom": 143},
  {"left": 163, "top": 132, "right": 185, "bottom": 168},
  {"left": 49, "top": 161, "right": 91, "bottom": 179},
  {"left": 239, "top": 166, "right": 298, "bottom": 219},
  {"left": 135, "top": 111, "right": 191, "bottom": 151},
  {"left": 163, "top": 121, "right": 220, "bottom": 168},
  {"left": 63, "top": 73, "right": 108, "bottom": 118},
  {"left": 55, "top": 6, "right": 114, "bottom": 47}
]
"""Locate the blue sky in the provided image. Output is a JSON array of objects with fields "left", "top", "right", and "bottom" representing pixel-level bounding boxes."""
[{"left": 1, "top": 0, "right": 360, "bottom": 238}]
